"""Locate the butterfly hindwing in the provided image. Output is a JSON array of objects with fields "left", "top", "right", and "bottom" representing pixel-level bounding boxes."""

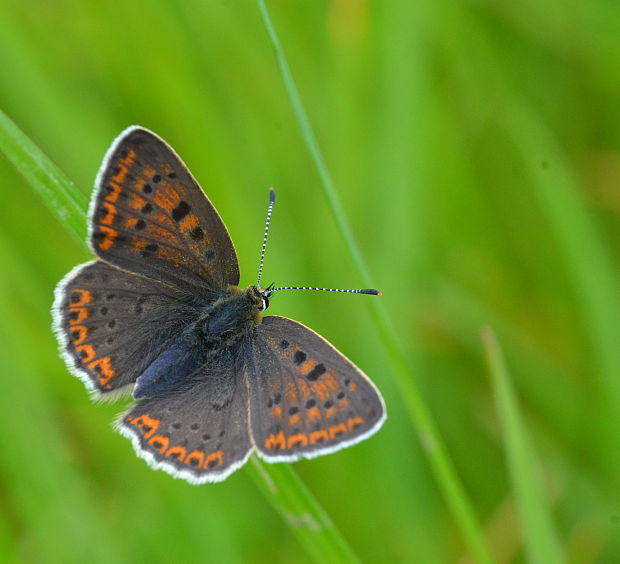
[
  {"left": 247, "top": 316, "right": 386, "bottom": 461},
  {"left": 118, "top": 369, "right": 252, "bottom": 483},
  {"left": 89, "top": 126, "right": 239, "bottom": 292},
  {"left": 52, "top": 260, "right": 199, "bottom": 394}
]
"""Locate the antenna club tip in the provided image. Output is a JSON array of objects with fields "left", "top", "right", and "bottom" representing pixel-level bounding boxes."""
[
  {"left": 360, "top": 289, "right": 382, "bottom": 296},
  {"left": 268, "top": 188, "right": 276, "bottom": 203}
]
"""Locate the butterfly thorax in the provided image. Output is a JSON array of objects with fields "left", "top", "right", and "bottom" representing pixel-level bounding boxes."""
[{"left": 194, "top": 285, "right": 264, "bottom": 348}]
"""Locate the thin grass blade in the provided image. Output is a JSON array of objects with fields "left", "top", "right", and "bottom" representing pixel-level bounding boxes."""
[
  {"left": 482, "top": 327, "right": 565, "bottom": 564},
  {"left": 0, "top": 108, "right": 87, "bottom": 244},
  {"left": 247, "top": 458, "right": 360, "bottom": 564}
]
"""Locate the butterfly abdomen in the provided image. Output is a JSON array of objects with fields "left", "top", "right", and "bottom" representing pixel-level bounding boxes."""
[{"left": 133, "top": 337, "right": 207, "bottom": 398}]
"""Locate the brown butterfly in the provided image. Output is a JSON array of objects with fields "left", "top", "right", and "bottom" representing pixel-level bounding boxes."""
[{"left": 52, "top": 126, "right": 386, "bottom": 483}]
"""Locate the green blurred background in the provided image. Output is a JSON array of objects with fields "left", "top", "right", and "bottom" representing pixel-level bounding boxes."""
[{"left": 1, "top": 1, "right": 619, "bottom": 562}]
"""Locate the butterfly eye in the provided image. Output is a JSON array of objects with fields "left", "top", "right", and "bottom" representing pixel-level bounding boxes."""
[{"left": 260, "top": 296, "right": 270, "bottom": 311}]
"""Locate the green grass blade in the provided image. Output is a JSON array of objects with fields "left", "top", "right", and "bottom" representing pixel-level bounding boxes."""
[
  {"left": 247, "top": 458, "right": 360, "bottom": 564},
  {"left": 501, "top": 101, "right": 620, "bottom": 483},
  {"left": 0, "top": 108, "right": 360, "bottom": 564},
  {"left": 256, "top": 0, "right": 371, "bottom": 283},
  {"left": 482, "top": 327, "right": 565, "bottom": 564},
  {"left": 0, "top": 108, "right": 87, "bottom": 244},
  {"left": 502, "top": 102, "right": 620, "bottom": 407},
  {"left": 256, "top": 2, "right": 495, "bottom": 562}
]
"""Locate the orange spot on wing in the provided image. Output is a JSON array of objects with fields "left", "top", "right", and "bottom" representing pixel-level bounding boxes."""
[
  {"left": 70, "top": 325, "right": 88, "bottom": 345},
  {"left": 298, "top": 379, "right": 312, "bottom": 399},
  {"left": 153, "top": 183, "right": 183, "bottom": 213},
  {"left": 70, "top": 289, "right": 92, "bottom": 306},
  {"left": 125, "top": 216, "right": 138, "bottom": 230},
  {"left": 128, "top": 414, "right": 160, "bottom": 439},
  {"left": 307, "top": 407, "right": 322, "bottom": 422},
  {"left": 325, "top": 408, "right": 338, "bottom": 419},
  {"left": 286, "top": 380, "right": 299, "bottom": 402},
  {"left": 299, "top": 358, "right": 317, "bottom": 376},
  {"left": 309, "top": 429, "right": 329, "bottom": 444},
  {"left": 324, "top": 373, "right": 339, "bottom": 393},
  {"left": 349, "top": 382, "right": 358, "bottom": 392},
  {"left": 153, "top": 190, "right": 175, "bottom": 213},
  {"left": 106, "top": 181, "right": 122, "bottom": 202},
  {"left": 112, "top": 163, "right": 130, "bottom": 184},
  {"left": 339, "top": 400, "right": 350, "bottom": 408},
  {"left": 152, "top": 212, "right": 169, "bottom": 224},
  {"left": 154, "top": 246, "right": 183, "bottom": 268},
  {"left": 163, "top": 182, "right": 184, "bottom": 200},
  {"left": 69, "top": 307, "right": 89, "bottom": 324},
  {"left": 130, "top": 237, "right": 147, "bottom": 252},
  {"left": 148, "top": 434, "right": 170, "bottom": 453},
  {"left": 347, "top": 416, "right": 364, "bottom": 431},
  {"left": 204, "top": 450, "right": 224, "bottom": 468},
  {"left": 271, "top": 406, "right": 282, "bottom": 418},
  {"left": 88, "top": 356, "right": 116, "bottom": 385},
  {"left": 76, "top": 344, "right": 96, "bottom": 363},
  {"left": 100, "top": 201, "right": 117, "bottom": 225},
  {"left": 97, "top": 225, "right": 119, "bottom": 250},
  {"left": 165, "top": 445, "right": 187, "bottom": 462},
  {"left": 312, "top": 381, "right": 330, "bottom": 402},
  {"left": 185, "top": 450, "right": 205, "bottom": 468},
  {"left": 287, "top": 433, "right": 308, "bottom": 448},
  {"left": 179, "top": 213, "right": 199, "bottom": 232},
  {"left": 288, "top": 414, "right": 301, "bottom": 425},
  {"left": 120, "top": 148, "right": 137, "bottom": 166},
  {"left": 264, "top": 431, "right": 286, "bottom": 450},
  {"left": 145, "top": 224, "right": 178, "bottom": 244},
  {"left": 329, "top": 423, "right": 348, "bottom": 439},
  {"left": 129, "top": 194, "right": 147, "bottom": 210}
]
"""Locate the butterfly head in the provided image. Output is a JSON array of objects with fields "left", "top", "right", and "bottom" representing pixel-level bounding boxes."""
[{"left": 253, "top": 283, "right": 274, "bottom": 312}]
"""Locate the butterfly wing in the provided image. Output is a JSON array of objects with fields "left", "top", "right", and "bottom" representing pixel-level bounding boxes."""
[
  {"left": 118, "top": 367, "right": 252, "bottom": 483},
  {"left": 247, "top": 315, "right": 386, "bottom": 461},
  {"left": 89, "top": 126, "right": 239, "bottom": 292},
  {"left": 52, "top": 260, "right": 199, "bottom": 394}
]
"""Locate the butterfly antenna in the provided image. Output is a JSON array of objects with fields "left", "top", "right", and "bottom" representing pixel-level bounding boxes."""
[
  {"left": 268, "top": 286, "right": 382, "bottom": 296},
  {"left": 256, "top": 188, "right": 381, "bottom": 297},
  {"left": 257, "top": 188, "right": 276, "bottom": 286}
]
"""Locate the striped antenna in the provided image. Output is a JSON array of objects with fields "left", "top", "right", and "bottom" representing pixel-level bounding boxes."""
[
  {"left": 257, "top": 188, "right": 276, "bottom": 286},
  {"left": 255, "top": 188, "right": 382, "bottom": 297},
  {"left": 268, "top": 286, "right": 382, "bottom": 296}
]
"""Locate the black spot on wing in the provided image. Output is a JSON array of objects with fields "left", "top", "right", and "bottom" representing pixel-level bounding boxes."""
[
  {"left": 172, "top": 201, "right": 191, "bottom": 222},
  {"left": 190, "top": 226, "right": 204, "bottom": 241},
  {"left": 306, "top": 363, "right": 326, "bottom": 381}
]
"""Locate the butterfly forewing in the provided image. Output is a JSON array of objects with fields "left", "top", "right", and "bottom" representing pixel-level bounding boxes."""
[
  {"left": 247, "top": 316, "right": 386, "bottom": 461},
  {"left": 90, "top": 126, "right": 239, "bottom": 292},
  {"left": 53, "top": 261, "right": 199, "bottom": 394},
  {"left": 118, "top": 369, "right": 252, "bottom": 483}
]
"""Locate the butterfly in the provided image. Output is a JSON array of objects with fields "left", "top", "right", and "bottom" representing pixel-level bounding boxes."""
[{"left": 52, "top": 126, "right": 386, "bottom": 483}]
